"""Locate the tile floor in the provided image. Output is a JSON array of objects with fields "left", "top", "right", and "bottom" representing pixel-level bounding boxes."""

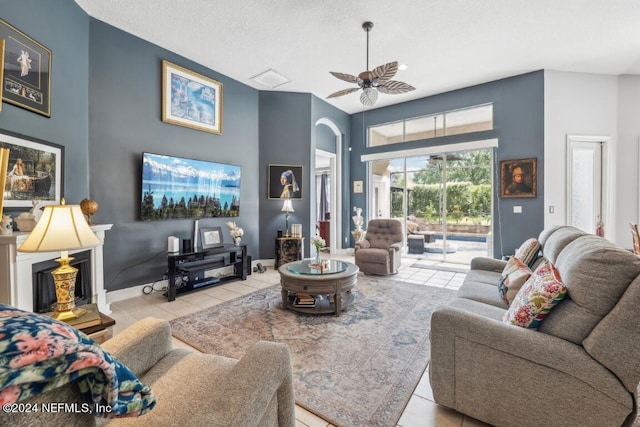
[{"left": 108, "top": 255, "right": 489, "bottom": 427}]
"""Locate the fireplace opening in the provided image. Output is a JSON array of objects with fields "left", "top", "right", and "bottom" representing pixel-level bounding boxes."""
[{"left": 32, "top": 250, "right": 92, "bottom": 314}]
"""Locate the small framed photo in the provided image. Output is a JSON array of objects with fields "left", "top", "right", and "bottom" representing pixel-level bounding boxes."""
[
  {"left": 501, "top": 158, "right": 537, "bottom": 198},
  {"left": 353, "top": 180, "right": 364, "bottom": 194},
  {"left": 268, "top": 164, "right": 303, "bottom": 199},
  {"left": 0, "top": 19, "right": 52, "bottom": 117},
  {"left": 200, "top": 226, "right": 224, "bottom": 249},
  {"left": 162, "top": 60, "right": 223, "bottom": 135}
]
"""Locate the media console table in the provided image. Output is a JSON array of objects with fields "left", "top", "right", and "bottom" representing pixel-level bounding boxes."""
[{"left": 167, "top": 243, "right": 248, "bottom": 301}]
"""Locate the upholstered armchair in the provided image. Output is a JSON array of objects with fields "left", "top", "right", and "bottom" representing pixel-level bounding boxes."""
[{"left": 355, "top": 219, "right": 403, "bottom": 275}]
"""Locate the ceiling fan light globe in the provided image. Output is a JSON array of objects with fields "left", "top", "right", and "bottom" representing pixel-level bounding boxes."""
[{"left": 360, "top": 87, "right": 378, "bottom": 106}]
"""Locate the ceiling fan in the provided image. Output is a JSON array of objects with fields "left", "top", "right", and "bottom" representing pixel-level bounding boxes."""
[{"left": 327, "top": 21, "right": 415, "bottom": 107}]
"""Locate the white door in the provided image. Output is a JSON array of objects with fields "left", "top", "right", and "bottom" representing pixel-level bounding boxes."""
[{"left": 567, "top": 137, "right": 605, "bottom": 234}]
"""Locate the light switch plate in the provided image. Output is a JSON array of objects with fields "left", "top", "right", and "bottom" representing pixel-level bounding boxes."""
[{"left": 513, "top": 206, "right": 522, "bottom": 213}]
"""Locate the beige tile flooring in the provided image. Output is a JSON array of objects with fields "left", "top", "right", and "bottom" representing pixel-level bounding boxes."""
[{"left": 108, "top": 255, "right": 489, "bottom": 427}]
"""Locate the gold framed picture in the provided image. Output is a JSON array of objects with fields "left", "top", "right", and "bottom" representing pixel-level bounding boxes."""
[
  {"left": 161, "top": 60, "right": 223, "bottom": 134},
  {"left": 353, "top": 180, "right": 364, "bottom": 194}
]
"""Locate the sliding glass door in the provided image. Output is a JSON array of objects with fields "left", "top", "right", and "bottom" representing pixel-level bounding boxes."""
[{"left": 369, "top": 148, "right": 493, "bottom": 265}]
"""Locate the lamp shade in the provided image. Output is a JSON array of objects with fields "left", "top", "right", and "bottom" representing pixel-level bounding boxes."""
[
  {"left": 281, "top": 199, "right": 294, "bottom": 213},
  {"left": 18, "top": 202, "right": 101, "bottom": 253}
]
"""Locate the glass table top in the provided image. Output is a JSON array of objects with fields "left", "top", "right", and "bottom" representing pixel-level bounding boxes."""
[{"left": 287, "top": 259, "right": 348, "bottom": 275}]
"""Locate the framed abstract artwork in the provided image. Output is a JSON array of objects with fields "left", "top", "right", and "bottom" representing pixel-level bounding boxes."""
[
  {"left": 161, "top": 60, "right": 223, "bottom": 135},
  {"left": 500, "top": 157, "right": 537, "bottom": 198},
  {"left": 0, "top": 19, "right": 52, "bottom": 117},
  {"left": 268, "top": 164, "right": 303, "bottom": 199},
  {"left": 0, "top": 129, "right": 63, "bottom": 207}
]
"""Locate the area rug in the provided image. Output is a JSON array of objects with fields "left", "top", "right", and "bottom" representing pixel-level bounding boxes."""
[{"left": 169, "top": 275, "right": 454, "bottom": 427}]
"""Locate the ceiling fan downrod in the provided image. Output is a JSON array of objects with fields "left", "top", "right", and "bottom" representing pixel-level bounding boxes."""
[{"left": 362, "top": 21, "right": 374, "bottom": 72}]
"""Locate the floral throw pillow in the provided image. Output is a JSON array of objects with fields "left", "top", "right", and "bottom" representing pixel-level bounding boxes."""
[
  {"left": 503, "top": 261, "right": 567, "bottom": 329},
  {"left": 498, "top": 257, "right": 532, "bottom": 305},
  {"left": 514, "top": 238, "right": 541, "bottom": 267}
]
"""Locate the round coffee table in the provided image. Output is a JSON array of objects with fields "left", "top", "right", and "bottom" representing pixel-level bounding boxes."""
[{"left": 278, "top": 259, "right": 358, "bottom": 316}]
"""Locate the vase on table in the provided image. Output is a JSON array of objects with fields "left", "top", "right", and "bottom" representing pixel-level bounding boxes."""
[
  {"left": 233, "top": 237, "right": 241, "bottom": 245},
  {"left": 0, "top": 214, "right": 13, "bottom": 235}
]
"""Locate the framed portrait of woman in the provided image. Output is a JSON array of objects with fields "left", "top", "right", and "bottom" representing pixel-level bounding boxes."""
[{"left": 268, "top": 165, "right": 303, "bottom": 199}]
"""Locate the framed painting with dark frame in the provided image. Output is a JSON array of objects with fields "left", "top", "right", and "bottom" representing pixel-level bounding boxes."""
[
  {"left": 500, "top": 157, "right": 537, "bottom": 198},
  {"left": 0, "top": 19, "right": 52, "bottom": 117},
  {"left": 268, "top": 165, "right": 303, "bottom": 199},
  {"left": 0, "top": 129, "right": 63, "bottom": 207},
  {"left": 200, "top": 226, "right": 224, "bottom": 249},
  {"left": 162, "top": 60, "right": 223, "bottom": 135}
]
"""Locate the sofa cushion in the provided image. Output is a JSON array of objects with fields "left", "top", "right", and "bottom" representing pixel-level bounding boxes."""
[
  {"left": 583, "top": 276, "right": 640, "bottom": 393},
  {"left": 537, "top": 226, "right": 586, "bottom": 264},
  {"left": 457, "top": 280, "right": 509, "bottom": 309},
  {"left": 514, "top": 238, "right": 540, "bottom": 266},
  {"left": 498, "top": 257, "right": 532, "bottom": 305},
  {"left": 0, "top": 305, "right": 156, "bottom": 417},
  {"left": 503, "top": 262, "right": 567, "bottom": 329},
  {"left": 365, "top": 219, "right": 403, "bottom": 249},
  {"left": 538, "top": 235, "right": 640, "bottom": 344},
  {"left": 355, "top": 247, "right": 390, "bottom": 264}
]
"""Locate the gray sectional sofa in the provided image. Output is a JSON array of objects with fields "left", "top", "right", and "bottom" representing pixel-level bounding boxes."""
[{"left": 430, "top": 225, "right": 640, "bottom": 427}]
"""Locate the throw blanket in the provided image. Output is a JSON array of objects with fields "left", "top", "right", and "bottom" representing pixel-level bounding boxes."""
[{"left": 0, "top": 305, "right": 156, "bottom": 418}]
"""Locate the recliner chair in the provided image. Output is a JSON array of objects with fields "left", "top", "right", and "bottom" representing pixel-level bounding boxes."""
[{"left": 354, "top": 219, "right": 403, "bottom": 275}]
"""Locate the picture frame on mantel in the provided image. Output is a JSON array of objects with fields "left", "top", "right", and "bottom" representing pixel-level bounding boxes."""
[
  {"left": 0, "top": 19, "right": 52, "bottom": 117},
  {"left": 161, "top": 60, "right": 223, "bottom": 135},
  {"left": 0, "top": 129, "right": 63, "bottom": 208}
]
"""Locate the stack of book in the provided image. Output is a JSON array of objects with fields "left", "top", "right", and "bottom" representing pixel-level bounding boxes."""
[
  {"left": 47, "top": 303, "right": 102, "bottom": 330},
  {"left": 293, "top": 294, "right": 316, "bottom": 308}
]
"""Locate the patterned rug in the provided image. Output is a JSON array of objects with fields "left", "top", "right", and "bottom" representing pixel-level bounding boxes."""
[{"left": 169, "top": 275, "right": 454, "bottom": 427}]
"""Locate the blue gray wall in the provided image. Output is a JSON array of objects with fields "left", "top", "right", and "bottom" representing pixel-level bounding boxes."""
[
  {"left": 89, "top": 20, "right": 260, "bottom": 290},
  {"left": 350, "top": 71, "right": 545, "bottom": 257},
  {"left": 1, "top": 0, "right": 544, "bottom": 293},
  {"left": 0, "top": 0, "right": 89, "bottom": 203}
]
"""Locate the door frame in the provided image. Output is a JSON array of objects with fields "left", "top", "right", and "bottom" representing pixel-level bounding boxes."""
[
  {"left": 315, "top": 118, "right": 342, "bottom": 254},
  {"left": 566, "top": 134, "right": 613, "bottom": 237}
]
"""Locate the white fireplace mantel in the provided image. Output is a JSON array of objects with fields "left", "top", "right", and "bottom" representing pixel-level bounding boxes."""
[{"left": 0, "top": 224, "right": 113, "bottom": 314}]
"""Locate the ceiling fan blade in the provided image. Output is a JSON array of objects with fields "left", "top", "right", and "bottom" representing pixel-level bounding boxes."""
[
  {"left": 329, "top": 71, "right": 361, "bottom": 84},
  {"left": 377, "top": 80, "right": 416, "bottom": 94},
  {"left": 371, "top": 61, "right": 398, "bottom": 83},
  {"left": 327, "top": 87, "right": 360, "bottom": 99}
]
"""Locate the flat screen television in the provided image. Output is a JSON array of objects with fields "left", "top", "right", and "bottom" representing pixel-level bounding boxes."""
[{"left": 141, "top": 152, "right": 241, "bottom": 220}]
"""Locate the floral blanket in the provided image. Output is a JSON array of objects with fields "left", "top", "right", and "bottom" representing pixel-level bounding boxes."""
[{"left": 0, "top": 304, "right": 156, "bottom": 418}]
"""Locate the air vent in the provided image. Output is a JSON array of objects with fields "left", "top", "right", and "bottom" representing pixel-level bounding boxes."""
[{"left": 250, "top": 69, "right": 290, "bottom": 89}]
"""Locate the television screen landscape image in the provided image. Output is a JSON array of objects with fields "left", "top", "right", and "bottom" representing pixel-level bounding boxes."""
[{"left": 141, "top": 152, "right": 241, "bottom": 220}]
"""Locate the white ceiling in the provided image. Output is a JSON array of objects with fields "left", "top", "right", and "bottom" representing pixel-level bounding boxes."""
[{"left": 73, "top": 0, "right": 640, "bottom": 114}]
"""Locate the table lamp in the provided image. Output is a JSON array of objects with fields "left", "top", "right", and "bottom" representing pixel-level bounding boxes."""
[
  {"left": 18, "top": 198, "right": 102, "bottom": 320},
  {"left": 281, "top": 199, "right": 294, "bottom": 237}
]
